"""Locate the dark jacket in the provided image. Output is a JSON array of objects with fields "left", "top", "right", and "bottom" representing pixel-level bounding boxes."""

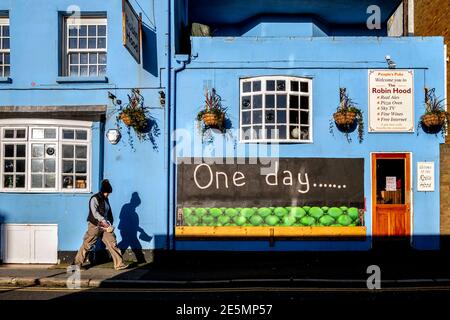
[{"left": 87, "top": 192, "right": 114, "bottom": 225}]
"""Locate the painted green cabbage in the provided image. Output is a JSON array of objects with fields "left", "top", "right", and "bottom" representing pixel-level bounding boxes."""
[
  {"left": 185, "top": 215, "right": 200, "bottom": 226},
  {"left": 225, "top": 208, "right": 238, "bottom": 217},
  {"left": 257, "top": 207, "right": 272, "bottom": 218},
  {"left": 234, "top": 215, "right": 247, "bottom": 226},
  {"left": 209, "top": 208, "right": 223, "bottom": 218},
  {"left": 265, "top": 215, "right": 280, "bottom": 226},
  {"left": 274, "top": 207, "right": 288, "bottom": 218},
  {"left": 347, "top": 208, "right": 359, "bottom": 221},
  {"left": 250, "top": 215, "right": 264, "bottom": 226},
  {"left": 184, "top": 206, "right": 361, "bottom": 227},
  {"left": 282, "top": 215, "right": 296, "bottom": 226},
  {"left": 195, "top": 208, "right": 207, "bottom": 216},
  {"left": 202, "top": 215, "right": 215, "bottom": 226},
  {"left": 241, "top": 208, "right": 255, "bottom": 219},
  {"left": 300, "top": 216, "right": 316, "bottom": 226},
  {"left": 337, "top": 215, "right": 353, "bottom": 226},
  {"left": 328, "top": 207, "right": 343, "bottom": 219},
  {"left": 218, "top": 215, "right": 230, "bottom": 225},
  {"left": 290, "top": 207, "right": 306, "bottom": 219},
  {"left": 319, "top": 215, "right": 335, "bottom": 226},
  {"left": 309, "top": 207, "right": 324, "bottom": 219}
]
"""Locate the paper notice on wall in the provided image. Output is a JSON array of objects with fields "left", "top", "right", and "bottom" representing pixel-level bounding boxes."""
[
  {"left": 386, "top": 176, "right": 397, "bottom": 191},
  {"left": 368, "top": 70, "right": 414, "bottom": 132},
  {"left": 417, "top": 162, "right": 434, "bottom": 192}
]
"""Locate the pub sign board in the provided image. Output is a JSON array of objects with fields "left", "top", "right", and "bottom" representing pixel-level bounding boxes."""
[
  {"left": 122, "top": 0, "right": 141, "bottom": 63},
  {"left": 177, "top": 158, "right": 364, "bottom": 208},
  {"left": 368, "top": 70, "right": 414, "bottom": 132}
]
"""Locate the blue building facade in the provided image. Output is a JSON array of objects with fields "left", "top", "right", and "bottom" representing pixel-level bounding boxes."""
[{"left": 0, "top": 0, "right": 446, "bottom": 263}]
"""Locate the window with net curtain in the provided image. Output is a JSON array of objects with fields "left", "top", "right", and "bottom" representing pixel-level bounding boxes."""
[
  {"left": 65, "top": 16, "right": 107, "bottom": 77},
  {"left": 0, "top": 17, "right": 10, "bottom": 78}
]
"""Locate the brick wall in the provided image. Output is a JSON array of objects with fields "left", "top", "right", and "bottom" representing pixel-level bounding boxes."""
[
  {"left": 414, "top": 0, "right": 450, "bottom": 240},
  {"left": 440, "top": 144, "right": 450, "bottom": 238},
  {"left": 414, "top": 0, "right": 449, "bottom": 106}
]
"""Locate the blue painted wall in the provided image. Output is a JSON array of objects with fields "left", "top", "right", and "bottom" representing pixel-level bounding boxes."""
[
  {"left": 0, "top": 0, "right": 169, "bottom": 252},
  {"left": 173, "top": 36, "right": 445, "bottom": 251},
  {"left": 0, "top": 0, "right": 446, "bottom": 254}
]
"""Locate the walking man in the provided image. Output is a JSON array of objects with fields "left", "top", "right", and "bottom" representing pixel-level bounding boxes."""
[{"left": 73, "top": 179, "right": 128, "bottom": 270}]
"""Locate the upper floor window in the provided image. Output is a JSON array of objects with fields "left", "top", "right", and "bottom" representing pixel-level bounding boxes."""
[
  {"left": 63, "top": 17, "right": 107, "bottom": 77},
  {"left": 0, "top": 121, "right": 91, "bottom": 193},
  {"left": 0, "top": 17, "right": 10, "bottom": 78},
  {"left": 240, "top": 76, "right": 312, "bottom": 143}
]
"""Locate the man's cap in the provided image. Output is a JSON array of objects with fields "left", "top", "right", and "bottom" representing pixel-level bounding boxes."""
[{"left": 100, "top": 179, "right": 113, "bottom": 193}]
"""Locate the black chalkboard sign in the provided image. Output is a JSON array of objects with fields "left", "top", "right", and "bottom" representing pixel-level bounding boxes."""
[{"left": 177, "top": 158, "right": 364, "bottom": 208}]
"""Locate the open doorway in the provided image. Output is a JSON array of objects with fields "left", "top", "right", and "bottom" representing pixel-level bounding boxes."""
[{"left": 372, "top": 153, "right": 411, "bottom": 238}]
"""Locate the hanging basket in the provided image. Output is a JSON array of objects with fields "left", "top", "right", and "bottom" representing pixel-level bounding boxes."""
[
  {"left": 202, "top": 112, "right": 224, "bottom": 128},
  {"left": 120, "top": 112, "right": 133, "bottom": 126},
  {"left": 421, "top": 113, "right": 446, "bottom": 127},
  {"left": 333, "top": 111, "right": 356, "bottom": 126}
]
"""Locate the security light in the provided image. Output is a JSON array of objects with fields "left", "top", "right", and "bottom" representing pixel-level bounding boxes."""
[
  {"left": 159, "top": 90, "right": 166, "bottom": 106},
  {"left": 106, "top": 129, "right": 121, "bottom": 145}
]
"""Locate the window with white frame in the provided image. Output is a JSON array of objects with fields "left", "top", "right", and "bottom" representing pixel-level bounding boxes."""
[
  {"left": 65, "top": 17, "right": 107, "bottom": 77},
  {"left": 0, "top": 122, "right": 91, "bottom": 192},
  {"left": 240, "top": 76, "right": 312, "bottom": 142},
  {"left": 0, "top": 17, "right": 10, "bottom": 77}
]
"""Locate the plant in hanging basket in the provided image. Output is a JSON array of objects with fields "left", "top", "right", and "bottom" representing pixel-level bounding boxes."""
[
  {"left": 120, "top": 112, "right": 134, "bottom": 127},
  {"left": 419, "top": 88, "right": 449, "bottom": 136},
  {"left": 201, "top": 111, "right": 225, "bottom": 128},
  {"left": 196, "top": 88, "right": 228, "bottom": 142},
  {"left": 330, "top": 88, "right": 364, "bottom": 143},
  {"left": 114, "top": 88, "right": 160, "bottom": 150},
  {"left": 118, "top": 89, "right": 149, "bottom": 134},
  {"left": 197, "top": 88, "right": 226, "bottom": 129}
]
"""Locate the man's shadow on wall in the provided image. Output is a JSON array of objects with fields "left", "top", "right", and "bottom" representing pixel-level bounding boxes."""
[{"left": 117, "top": 192, "right": 152, "bottom": 264}]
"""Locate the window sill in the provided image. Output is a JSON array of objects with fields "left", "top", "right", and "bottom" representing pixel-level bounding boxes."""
[
  {"left": 0, "top": 190, "right": 93, "bottom": 194},
  {"left": 56, "top": 76, "right": 108, "bottom": 84},
  {"left": 0, "top": 77, "right": 12, "bottom": 84}
]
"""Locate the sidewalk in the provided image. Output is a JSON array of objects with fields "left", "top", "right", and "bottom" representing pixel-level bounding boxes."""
[{"left": 1, "top": 250, "right": 450, "bottom": 289}]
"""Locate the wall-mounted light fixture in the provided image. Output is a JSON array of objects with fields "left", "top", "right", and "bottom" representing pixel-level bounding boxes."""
[
  {"left": 108, "top": 91, "right": 122, "bottom": 106},
  {"left": 106, "top": 129, "right": 121, "bottom": 145},
  {"left": 385, "top": 55, "right": 396, "bottom": 69},
  {"left": 159, "top": 90, "right": 166, "bottom": 107}
]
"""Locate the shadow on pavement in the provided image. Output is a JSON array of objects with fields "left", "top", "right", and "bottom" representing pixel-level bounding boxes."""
[{"left": 50, "top": 235, "right": 450, "bottom": 307}]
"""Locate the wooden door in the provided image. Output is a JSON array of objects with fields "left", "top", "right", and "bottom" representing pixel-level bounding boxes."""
[{"left": 372, "top": 153, "right": 411, "bottom": 237}]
